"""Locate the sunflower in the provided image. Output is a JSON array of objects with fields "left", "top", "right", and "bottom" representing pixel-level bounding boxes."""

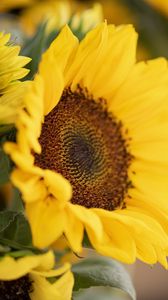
[
  {"left": 0, "top": 251, "right": 74, "bottom": 300},
  {"left": 5, "top": 23, "right": 168, "bottom": 267},
  {"left": 0, "top": 32, "right": 30, "bottom": 124}
]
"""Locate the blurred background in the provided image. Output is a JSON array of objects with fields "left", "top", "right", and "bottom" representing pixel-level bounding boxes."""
[{"left": 0, "top": 0, "right": 168, "bottom": 299}]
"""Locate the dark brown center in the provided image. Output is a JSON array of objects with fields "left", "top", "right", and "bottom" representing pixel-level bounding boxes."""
[
  {"left": 35, "top": 86, "right": 132, "bottom": 211},
  {"left": 0, "top": 275, "right": 33, "bottom": 300}
]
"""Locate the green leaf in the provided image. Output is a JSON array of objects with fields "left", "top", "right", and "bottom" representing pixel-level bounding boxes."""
[
  {"left": 0, "top": 147, "right": 11, "bottom": 184},
  {"left": 0, "top": 211, "right": 17, "bottom": 233},
  {"left": 0, "top": 211, "right": 33, "bottom": 250},
  {"left": 10, "top": 188, "right": 24, "bottom": 212},
  {"left": 21, "top": 22, "right": 47, "bottom": 80},
  {"left": 72, "top": 256, "right": 136, "bottom": 300},
  {"left": 73, "top": 287, "right": 132, "bottom": 300},
  {"left": 6, "top": 250, "right": 35, "bottom": 258}
]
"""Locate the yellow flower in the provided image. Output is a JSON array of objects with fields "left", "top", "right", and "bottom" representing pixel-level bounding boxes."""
[
  {"left": 146, "top": 0, "right": 168, "bottom": 16},
  {"left": 19, "top": 0, "right": 103, "bottom": 37},
  {"left": 0, "top": 32, "right": 30, "bottom": 124},
  {"left": 0, "top": 251, "right": 74, "bottom": 300},
  {"left": 5, "top": 23, "right": 168, "bottom": 267}
]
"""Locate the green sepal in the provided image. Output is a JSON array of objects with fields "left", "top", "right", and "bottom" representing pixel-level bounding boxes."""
[{"left": 72, "top": 256, "right": 136, "bottom": 300}]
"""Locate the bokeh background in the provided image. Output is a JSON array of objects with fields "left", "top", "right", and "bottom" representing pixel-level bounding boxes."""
[{"left": 0, "top": 1, "right": 168, "bottom": 299}]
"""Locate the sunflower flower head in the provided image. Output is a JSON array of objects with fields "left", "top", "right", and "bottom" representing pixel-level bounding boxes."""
[
  {"left": 5, "top": 23, "right": 168, "bottom": 268},
  {"left": 0, "top": 32, "right": 30, "bottom": 124},
  {"left": 0, "top": 251, "right": 74, "bottom": 300}
]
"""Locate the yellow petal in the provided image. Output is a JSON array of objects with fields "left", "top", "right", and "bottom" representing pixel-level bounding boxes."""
[
  {"left": 11, "top": 169, "right": 47, "bottom": 203},
  {"left": 44, "top": 170, "right": 72, "bottom": 208},
  {"left": 68, "top": 204, "right": 103, "bottom": 242},
  {"left": 39, "top": 25, "right": 78, "bottom": 115},
  {"left": 0, "top": 252, "right": 54, "bottom": 280},
  {"left": 26, "top": 198, "right": 66, "bottom": 248},
  {"left": 30, "top": 273, "right": 61, "bottom": 300},
  {"left": 115, "top": 209, "right": 168, "bottom": 249},
  {"left": 64, "top": 205, "right": 84, "bottom": 253},
  {"left": 93, "top": 209, "right": 136, "bottom": 263},
  {"left": 111, "top": 58, "right": 168, "bottom": 129},
  {"left": 66, "top": 23, "right": 137, "bottom": 102},
  {"left": 31, "top": 263, "right": 70, "bottom": 278},
  {"left": 53, "top": 270, "right": 74, "bottom": 300}
]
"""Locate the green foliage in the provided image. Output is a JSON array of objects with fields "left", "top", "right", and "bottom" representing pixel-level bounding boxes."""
[
  {"left": 0, "top": 126, "right": 16, "bottom": 185},
  {"left": 0, "top": 211, "right": 33, "bottom": 250},
  {"left": 72, "top": 256, "right": 136, "bottom": 300},
  {"left": 0, "top": 148, "right": 11, "bottom": 185},
  {"left": 73, "top": 287, "right": 132, "bottom": 300},
  {"left": 121, "top": 0, "right": 168, "bottom": 58},
  {"left": 10, "top": 188, "right": 24, "bottom": 212},
  {"left": 21, "top": 22, "right": 47, "bottom": 80},
  {"left": 0, "top": 124, "right": 14, "bottom": 135}
]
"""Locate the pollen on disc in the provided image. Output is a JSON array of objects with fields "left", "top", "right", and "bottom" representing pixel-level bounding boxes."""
[{"left": 35, "top": 86, "right": 132, "bottom": 211}]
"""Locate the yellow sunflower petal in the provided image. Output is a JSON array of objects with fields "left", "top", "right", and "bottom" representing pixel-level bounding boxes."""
[
  {"left": 44, "top": 169, "right": 72, "bottom": 208},
  {"left": 126, "top": 195, "right": 168, "bottom": 235},
  {"left": 30, "top": 268, "right": 74, "bottom": 300},
  {"left": 130, "top": 162, "right": 168, "bottom": 212},
  {"left": 26, "top": 198, "right": 66, "bottom": 248},
  {"left": 31, "top": 263, "right": 70, "bottom": 278},
  {"left": 0, "top": 252, "right": 54, "bottom": 280},
  {"left": 92, "top": 209, "right": 136, "bottom": 263},
  {"left": 39, "top": 25, "right": 78, "bottom": 115},
  {"left": 68, "top": 203, "right": 103, "bottom": 242},
  {"left": 30, "top": 273, "right": 62, "bottom": 300},
  {"left": 135, "top": 238, "right": 158, "bottom": 265},
  {"left": 10, "top": 169, "right": 47, "bottom": 203},
  {"left": 0, "top": 32, "right": 31, "bottom": 124},
  {"left": 111, "top": 58, "right": 168, "bottom": 130},
  {"left": 64, "top": 206, "right": 84, "bottom": 253},
  {"left": 53, "top": 270, "right": 74, "bottom": 300},
  {"left": 66, "top": 23, "right": 137, "bottom": 101},
  {"left": 115, "top": 209, "right": 168, "bottom": 249},
  {"left": 155, "top": 249, "right": 168, "bottom": 269}
]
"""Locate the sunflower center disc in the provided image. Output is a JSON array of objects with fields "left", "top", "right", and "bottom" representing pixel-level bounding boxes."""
[
  {"left": 36, "top": 87, "right": 132, "bottom": 211},
  {"left": 0, "top": 275, "right": 33, "bottom": 300}
]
